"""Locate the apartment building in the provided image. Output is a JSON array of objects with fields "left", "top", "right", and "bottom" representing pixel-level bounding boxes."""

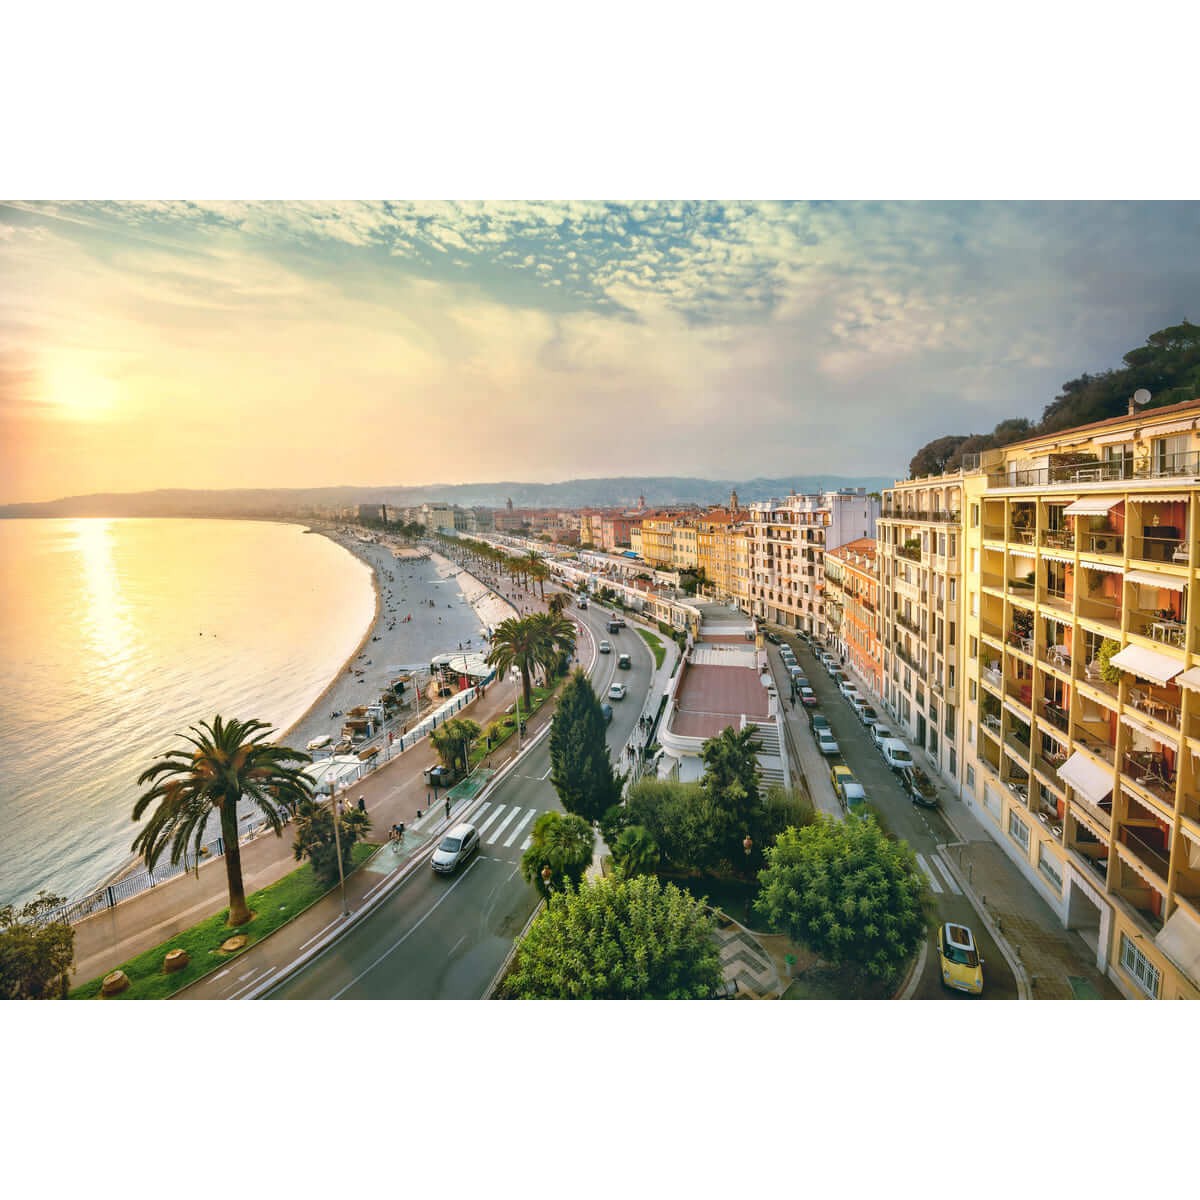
[
  {"left": 744, "top": 489, "right": 879, "bottom": 637},
  {"left": 639, "top": 512, "right": 679, "bottom": 568},
  {"left": 825, "top": 538, "right": 883, "bottom": 698},
  {"left": 671, "top": 519, "right": 699, "bottom": 571},
  {"left": 876, "top": 475, "right": 966, "bottom": 790},
  {"left": 950, "top": 398, "right": 1200, "bottom": 999}
]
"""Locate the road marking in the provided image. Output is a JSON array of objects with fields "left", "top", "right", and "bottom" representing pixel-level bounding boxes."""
[
  {"left": 299, "top": 917, "right": 345, "bottom": 951},
  {"left": 330, "top": 859, "right": 481, "bottom": 999},
  {"left": 934, "top": 851, "right": 963, "bottom": 895},
  {"left": 231, "top": 966, "right": 278, "bottom": 1000},
  {"left": 520, "top": 836, "right": 532, "bottom": 850},
  {"left": 487, "top": 806, "right": 522, "bottom": 844},
  {"left": 475, "top": 804, "right": 507, "bottom": 835},
  {"left": 916, "top": 853, "right": 943, "bottom": 894},
  {"left": 539, "top": 764, "right": 552, "bottom": 780},
  {"left": 503, "top": 808, "right": 537, "bottom": 847}
]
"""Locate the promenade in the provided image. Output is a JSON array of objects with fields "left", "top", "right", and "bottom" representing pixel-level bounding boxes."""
[{"left": 70, "top": 546, "right": 547, "bottom": 990}]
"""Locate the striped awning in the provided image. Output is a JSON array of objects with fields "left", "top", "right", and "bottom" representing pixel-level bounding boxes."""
[
  {"left": 1092, "top": 430, "right": 1136, "bottom": 446},
  {"left": 1138, "top": 494, "right": 1189, "bottom": 504},
  {"left": 1119, "top": 711, "right": 1172, "bottom": 746},
  {"left": 1176, "top": 666, "right": 1200, "bottom": 693},
  {"left": 1143, "top": 418, "right": 1197, "bottom": 437},
  {"left": 1064, "top": 497, "right": 1121, "bottom": 516},
  {"left": 1058, "top": 750, "right": 1114, "bottom": 805},
  {"left": 1040, "top": 551, "right": 1073, "bottom": 564},
  {"left": 1125, "top": 569, "right": 1187, "bottom": 592},
  {"left": 1080, "top": 559, "right": 1123, "bottom": 574},
  {"left": 1007, "top": 545, "right": 1037, "bottom": 556},
  {"left": 1109, "top": 643, "right": 1185, "bottom": 685}
]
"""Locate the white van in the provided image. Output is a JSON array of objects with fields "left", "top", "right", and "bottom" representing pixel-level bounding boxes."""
[{"left": 880, "top": 739, "right": 914, "bottom": 772}]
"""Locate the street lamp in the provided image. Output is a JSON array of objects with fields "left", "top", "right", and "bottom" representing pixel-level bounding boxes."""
[{"left": 330, "top": 785, "right": 348, "bottom": 915}]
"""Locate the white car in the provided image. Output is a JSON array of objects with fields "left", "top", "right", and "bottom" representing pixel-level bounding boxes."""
[
  {"left": 599, "top": 639, "right": 612, "bottom": 654},
  {"left": 880, "top": 739, "right": 914, "bottom": 771},
  {"left": 815, "top": 728, "right": 840, "bottom": 756},
  {"left": 870, "top": 724, "right": 894, "bottom": 750},
  {"left": 839, "top": 680, "right": 860, "bottom": 702},
  {"left": 608, "top": 682, "right": 627, "bottom": 700}
]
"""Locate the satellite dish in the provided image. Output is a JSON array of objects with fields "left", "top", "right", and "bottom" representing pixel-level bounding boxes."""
[{"left": 1133, "top": 388, "right": 1151, "bottom": 407}]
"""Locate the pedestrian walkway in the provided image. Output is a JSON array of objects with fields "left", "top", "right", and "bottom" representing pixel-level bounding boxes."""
[{"left": 712, "top": 919, "right": 781, "bottom": 998}]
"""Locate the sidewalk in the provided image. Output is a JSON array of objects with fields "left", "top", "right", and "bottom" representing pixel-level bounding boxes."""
[
  {"left": 815, "top": 636, "right": 1119, "bottom": 1000},
  {"left": 69, "top": 565, "right": 539, "bottom": 990}
]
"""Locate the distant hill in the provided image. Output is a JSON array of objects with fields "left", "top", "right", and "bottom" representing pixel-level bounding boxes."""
[{"left": 0, "top": 474, "right": 896, "bottom": 520}]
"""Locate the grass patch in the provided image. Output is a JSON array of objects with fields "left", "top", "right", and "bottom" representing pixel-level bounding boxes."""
[
  {"left": 781, "top": 961, "right": 899, "bottom": 1000},
  {"left": 637, "top": 628, "right": 666, "bottom": 669},
  {"left": 71, "top": 843, "right": 377, "bottom": 1000}
]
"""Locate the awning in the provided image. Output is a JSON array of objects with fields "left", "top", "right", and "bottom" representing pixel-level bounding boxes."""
[
  {"left": 1138, "top": 494, "right": 1189, "bottom": 504},
  {"left": 1092, "top": 430, "right": 1136, "bottom": 446},
  {"left": 1155, "top": 906, "right": 1200, "bottom": 983},
  {"left": 1064, "top": 497, "right": 1121, "bottom": 516},
  {"left": 1003, "top": 700, "right": 1030, "bottom": 721},
  {"left": 1108, "top": 643, "right": 1185, "bottom": 685},
  {"left": 1177, "top": 666, "right": 1200, "bottom": 693},
  {"left": 1058, "top": 750, "right": 1114, "bottom": 805},
  {"left": 1007, "top": 546, "right": 1037, "bottom": 556},
  {"left": 1080, "top": 559, "right": 1124, "bottom": 574},
  {"left": 1125, "top": 569, "right": 1188, "bottom": 592},
  {"left": 1144, "top": 418, "right": 1197, "bottom": 437},
  {"left": 1119, "top": 711, "right": 1170, "bottom": 744},
  {"left": 1040, "top": 551, "right": 1074, "bottom": 564}
]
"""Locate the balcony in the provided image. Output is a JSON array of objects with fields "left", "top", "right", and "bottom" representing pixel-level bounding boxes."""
[
  {"left": 1132, "top": 534, "right": 1189, "bottom": 565},
  {"left": 1041, "top": 529, "right": 1075, "bottom": 551},
  {"left": 1005, "top": 679, "right": 1033, "bottom": 712},
  {"left": 982, "top": 524, "right": 1006, "bottom": 543},
  {"left": 1071, "top": 793, "right": 1113, "bottom": 834},
  {"left": 1077, "top": 529, "right": 1124, "bottom": 556},
  {"left": 1127, "top": 609, "right": 1188, "bottom": 649},
  {"left": 980, "top": 619, "right": 1004, "bottom": 646},
  {"left": 1120, "top": 751, "right": 1175, "bottom": 811},
  {"left": 1040, "top": 588, "right": 1074, "bottom": 616},
  {"left": 988, "top": 459, "right": 1135, "bottom": 489},
  {"left": 1039, "top": 697, "right": 1070, "bottom": 733},
  {"left": 1074, "top": 726, "right": 1116, "bottom": 766},
  {"left": 1126, "top": 684, "right": 1183, "bottom": 731},
  {"left": 1116, "top": 827, "right": 1171, "bottom": 895},
  {"left": 894, "top": 610, "right": 922, "bottom": 636}
]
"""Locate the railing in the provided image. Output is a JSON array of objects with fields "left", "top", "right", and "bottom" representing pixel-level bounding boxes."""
[
  {"left": 1119, "top": 826, "right": 1171, "bottom": 882},
  {"left": 1075, "top": 728, "right": 1116, "bottom": 765},
  {"left": 1041, "top": 530, "right": 1075, "bottom": 550},
  {"left": 1132, "top": 535, "right": 1189, "bottom": 564},
  {"left": 1125, "top": 686, "right": 1182, "bottom": 728},
  {"left": 1071, "top": 794, "right": 1113, "bottom": 833},
  {"left": 989, "top": 451, "right": 1200, "bottom": 490},
  {"left": 894, "top": 610, "right": 922, "bottom": 636},
  {"left": 982, "top": 525, "right": 1006, "bottom": 541},
  {"left": 1078, "top": 530, "right": 1124, "bottom": 555}
]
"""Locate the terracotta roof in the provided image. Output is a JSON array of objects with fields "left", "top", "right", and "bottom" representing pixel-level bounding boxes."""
[
  {"left": 1004, "top": 395, "right": 1200, "bottom": 452},
  {"left": 826, "top": 536, "right": 877, "bottom": 563}
]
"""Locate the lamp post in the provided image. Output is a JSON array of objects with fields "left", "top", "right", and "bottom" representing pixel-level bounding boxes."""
[{"left": 331, "top": 784, "right": 348, "bottom": 915}]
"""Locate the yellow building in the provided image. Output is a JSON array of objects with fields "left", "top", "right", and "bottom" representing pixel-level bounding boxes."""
[
  {"left": 952, "top": 398, "right": 1200, "bottom": 999},
  {"left": 639, "top": 513, "right": 677, "bottom": 568},
  {"left": 671, "top": 519, "right": 699, "bottom": 570}
]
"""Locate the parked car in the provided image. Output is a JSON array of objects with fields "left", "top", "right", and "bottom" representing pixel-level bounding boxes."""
[
  {"left": 779, "top": 644, "right": 795, "bottom": 659},
  {"left": 599, "top": 639, "right": 612, "bottom": 654},
  {"left": 839, "top": 679, "right": 860, "bottom": 702},
  {"left": 829, "top": 670, "right": 847, "bottom": 688},
  {"left": 901, "top": 764, "right": 939, "bottom": 808},
  {"left": 815, "top": 728, "right": 840, "bottom": 756},
  {"left": 608, "top": 682, "right": 627, "bottom": 700},
  {"left": 937, "top": 922, "right": 984, "bottom": 995},
  {"left": 870, "top": 724, "right": 894, "bottom": 750},
  {"left": 798, "top": 686, "right": 817, "bottom": 707},
  {"left": 600, "top": 702, "right": 614, "bottom": 724},
  {"left": 830, "top": 764, "right": 868, "bottom": 814},
  {"left": 856, "top": 703, "right": 879, "bottom": 728},
  {"left": 431, "top": 822, "right": 480, "bottom": 874},
  {"left": 880, "top": 739, "right": 914, "bottom": 772},
  {"left": 810, "top": 711, "right": 830, "bottom": 734},
  {"left": 617, "top": 653, "right": 631, "bottom": 669},
  {"left": 764, "top": 630, "right": 780, "bottom": 644}
]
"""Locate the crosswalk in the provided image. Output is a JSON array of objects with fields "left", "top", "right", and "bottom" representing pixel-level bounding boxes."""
[
  {"left": 916, "top": 851, "right": 963, "bottom": 896},
  {"left": 468, "top": 800, "right": 539, "bottom": 855}
]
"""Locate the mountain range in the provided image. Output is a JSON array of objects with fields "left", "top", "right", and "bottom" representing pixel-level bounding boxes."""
[{"left": 0, "top": 474, "right": 896, "bottom": 520}]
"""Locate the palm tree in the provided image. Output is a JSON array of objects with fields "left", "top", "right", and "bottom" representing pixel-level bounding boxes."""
[
  {"left": 430, "top": 717, "right": 481, "bottom": 776},
  {"left": 527, "top": 556, "right": 550, "bottom": 599},
  {"left": 487, "top": 614, "right": 576, "bottom": 708},
  {"left": 612, "top": 824, "right": 660, "bottom": 878},
  {"left": 132, "top": 716, "right": 313, "bottom": 927},
  {"left": 547, "top": 591, "right": 569, "bottom": 617},
  {"left": 520, "top": 811, "right": 595, "bottom": 899}
]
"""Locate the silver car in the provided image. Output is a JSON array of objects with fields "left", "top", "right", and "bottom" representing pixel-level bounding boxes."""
[{"left": 431, "top": 822, "right": 480, "bottom": 874}]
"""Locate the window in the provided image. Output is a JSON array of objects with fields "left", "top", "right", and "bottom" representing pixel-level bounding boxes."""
[
  {"left": 950, "top": 534, "right": 957, "bottom": 557},
  {"left": 967, "top": 720, "right": 974, "bottom": 744},
  {"left": 1120, "top": 933, "right": 1161, "bottom": 998},
  {"left": 1008, "top": 811, "right": 1030, "bottom": 852},
  {"left": 1037, "top": 846, "right": 1063, "bottom": 894},
  {"left": 945, "top": 704, "right": 955, "bottom": 736},
  {"left": 966, "top": 764, "right": 976, "bottom": 789},
  {"left": 970, "top": 504, "right": 979, "bottom": 528},
  {"left": 948, "top": 664, "right": 956, "bottom": 688},
  {"left": 949, "top": 748, "right": 956, "bottom": 776},
  {"left": 969, "top": 591, "right": 978, "bottom": 617},
  {"left": 969, "top": 635, "right": 977, "bottom": 660},
  {"left": 969, "top": 548, "right": 978, "bottom": 573},
  {"left": 938, "top": 533, "right": 946, "bottom": 556}
]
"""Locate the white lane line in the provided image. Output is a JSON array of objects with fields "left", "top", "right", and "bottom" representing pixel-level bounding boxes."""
[
  {"left": 916, "top": 853, "right": 943, "bottom": 894},
  {"left": 331, "top": 859, "right": 481, "bottom": 1000},
  {"left": 231, "top": 966, "right": 277, "bottom": 1000},
  {"left": 475, "top": 804, "right": 507, "bottom": 835},
  {"left": 539, "top": 765, "right": 552, "bottom": 780},
  {"left": 503, "top": 808, "right": 537, "bottom": 847},
  {"left": 934, "top": 851, "right": 963, "bottom": 895},
  {"left": 486, "top": 806, "right": 522, "bottom": 844},
  {"left": 299, "top": 917, "right": 345, "bottom": 951},
  {"left": 520, "top": 837, "right": 531, "bottom": 850},
  {"left": 469, "top": 801, "right": 493, "bottom": 826}
]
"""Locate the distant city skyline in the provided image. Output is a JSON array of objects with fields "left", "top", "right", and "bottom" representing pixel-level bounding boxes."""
[{"left": 3, "top": 200, "right": 1199, "bottom": 505}]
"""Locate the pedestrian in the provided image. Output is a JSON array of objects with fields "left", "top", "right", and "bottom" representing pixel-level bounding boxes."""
[
  {"left": 444, "top": 796, "right": 451, "bottom": 820},
  {"left": 357, "top": 795, "right": 366, "bottom": 814}
]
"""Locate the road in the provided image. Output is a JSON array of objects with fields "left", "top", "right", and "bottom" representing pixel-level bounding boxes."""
[
  {"left": 776, "top": 635, "right": 1018, "bottom": 1001},
  {"left": 267, "top": 595, "right": 655, "bottom": 999}
]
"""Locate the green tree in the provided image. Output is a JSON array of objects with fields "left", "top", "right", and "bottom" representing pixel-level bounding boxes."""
[
  {"left": 487, "top": 614, "right": 576, "bottom": 709},
  {"left": 292, "top": 798, "right": 372, "bottom": 889},
  {"left": 132, "top": 715, "right": 313, "bottom": 927},
  {"left": 908, "top": 435, "right": 968, "bottom": 479},
  {"left": 700, "top": 725, "right": 764, "bottom": 870},
  {"left": 612, "top": 825, "right": 659, "bottom": 877},
  {"left": 501, "top": 874, "right": 722, "bottom": 1000},
  {"left": 546, "top": 591, "right": 569, "bottom": 617},
  {"left": 520, "top": 811, "right": 595, "bottom": 899},
  {"left": 755, "top": 815, "right": 929, "bottom": 980},
  {"left": 430, "top": 716, "right": 482, "bottom": 776},
  {"left": 549, "top": 669, "right": 623, "bottom": 823},
  {"left": 0, "top": 892, "right": 75, "bottom": 1000},
  {"left": 625, "top": 777, "right": 722, "bottom": 874}
]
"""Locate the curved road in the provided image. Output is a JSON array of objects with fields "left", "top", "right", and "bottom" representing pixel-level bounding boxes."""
[{"left": 268, "top": 597, "right": 654, "bottom": 1000}]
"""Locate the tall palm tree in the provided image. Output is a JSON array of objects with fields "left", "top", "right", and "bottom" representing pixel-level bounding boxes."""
[
  {"left": 547, "top": 591, "right": 569, "bottom": 617},
  {"left": 132, "top": 716, "right": 313, "bottom": 927},
  {"left": 430, "top": 717, "right": 481, "bottom": 776},
  {"left": 486, "top": 614, "right": 576, "bottom": 708},
  {"left": 528, "top": 558, "right": 551, "bottom": 599},
  {"left": 520, "top": 811, "right": 595, "bottom": 899}
]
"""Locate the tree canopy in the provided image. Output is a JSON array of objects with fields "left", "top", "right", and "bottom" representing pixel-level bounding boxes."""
[
  {"left": 292, "top": 798, "right": 371, "bottom": 889},
  {"left": 908, "top": 321, "right": 1200, "bottom": 479},
  {"left": 755, "top": 815, "right": 928, "bottom": 980},
  {"left": 520, "top": 811, "right": 596, "bottom": 899},
  {"left": 501, "top": 874, "right": 723, "bottom": 999},
  {"left": 0, "top": 892, "right": 75, "bottom": 1000},
  {"left": 549, "top": 668, "right": 623, "bottom": 823}
]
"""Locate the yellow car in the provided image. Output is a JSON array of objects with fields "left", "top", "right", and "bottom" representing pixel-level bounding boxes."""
[{"left": 937, "top": 922, "right": 984, "bottom": 995}]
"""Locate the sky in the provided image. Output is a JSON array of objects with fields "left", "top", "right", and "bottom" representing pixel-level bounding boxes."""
[{"left": 3, "top": 199, "right": 1200, "bottom": 505}]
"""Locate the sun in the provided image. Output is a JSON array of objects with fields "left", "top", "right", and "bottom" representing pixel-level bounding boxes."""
[{"left": 40, "top": 357, "right": 121, "bottom": 420}]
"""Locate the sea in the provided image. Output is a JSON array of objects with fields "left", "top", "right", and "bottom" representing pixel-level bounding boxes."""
[{"left": 0, "top": 518, "right": 385, "bottom": 909}]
